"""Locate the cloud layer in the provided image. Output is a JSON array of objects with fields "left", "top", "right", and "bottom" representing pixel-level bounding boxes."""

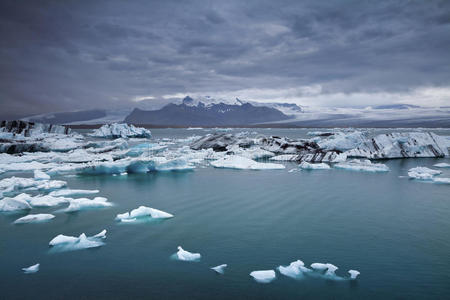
[{"left": 0, "top": 0, "right": 449, "bottom": 118}]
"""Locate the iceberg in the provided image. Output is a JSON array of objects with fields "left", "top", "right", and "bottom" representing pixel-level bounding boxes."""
[
  {"left": 433, "top": 177, "right": 450, "bottom": 184},
  {"left": 90, "top": 123, "right": 151, "bottom": 139},
  {"left": 408, "top": 167, "right": 442, "bottom": 180},
  {"left": 34, "top": 170, "right": 50, "bottom": 180},
  {"left": 210, "top": 155, "right": 285, "bottom": 170},
  {"left": 310, "top": 263, "right": 329, "bottom": 271},
  {"left": 116, "top": 205, "right": 174, "bottom": 222},
  {"left": 62, "top": 197, "right": 113, "bottom": 212},
  {"left": 0, "top": 196, "right": 32, "bottom": 212},
  {"left": 250, "top": 270, "right": 276, "bottom": 283},
  {"left": 175, "top": 246, "right": 201, "bottom": 262},
  {"left": 334, "top": 159, "right": 389, "bottom": 172},
  {"left": 269, "top": 154, "right": 299, "bottom": 161},
  {"left": 49, "top": 189, "right": 100, "bottom": 197},
  {"left": 433, "top": 163, "right": 450, "bottom": 168},
  {"left": 14, "top": 213, "right": 55, "bottom": 224},
  {"left": 24, "top": 194, "right": 70, "bottom": 207},
  {"left": 49, "top": 229, "right": 106, "bottom": 252},
  {"left": 348, "top": 270, "right": 360, "bottom": 280},
  {"left": 299, "top": 162, "right": 330, "bottom": 170},
  {"left": 277, "top": 260, "right": 310, "bottom": 279},
  {"left": 22, "top": 263, "right": 40, "bottom": 274},
  {"left": 211, "top": 264, "right": 227, "bottom": 274}
]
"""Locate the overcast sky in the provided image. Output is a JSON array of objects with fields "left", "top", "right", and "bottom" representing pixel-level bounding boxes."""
[{"left": 0, "top": 0, "right": 449, "bottom": 119}]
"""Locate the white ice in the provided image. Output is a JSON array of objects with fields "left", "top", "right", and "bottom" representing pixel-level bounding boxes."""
[
  {"left": 49, "top": 189, "right": 100, "bottom": 197},
  {"left": 250, "top": 270, "right": 276, "bottom": 283},
  {"left": 49, "top": 229, "right": 106, "bottom": 251},
  {"left": 408, "top": 167, "right": 442, "bottom": 180},
  {"left": 269, "top": 154, "right": 298, "bottom": 161},
  {"left": 14, "top": 213, "right": 55, "bottom": 224},
  {"left": 277, "top": 260, "right": 310, "bottom": 279},
  {"left": 34, "top": 170, "right": 50, "bottom": 180},
  {"left": 22, "top": 263, "right": 40, "bottom": 274},
  {"left": 299, "top": 162, "right": 330, "bottom": 170},
  {"left": 90, "top": 123, "right": 151, "bottom": 139},
  {"left": 62, "top": 197, "right": 113, "bottom": 212},
  {"left": 116, "top": 205, "right": 174, "bottom": 222},
  {"left": 348, "top": 270, "right": 360, "bottom": 279},
  {"left": 433, "top": 163, "right": 450, "bottom": 168},
  {"left": 210, "top": 155, "right": 285, "bottom": 170},
  {"left": 334, "top": 159, "right": 389, "bottom": 172},
  {"left": 176, "top": 246, "right": 201, "bottom": 262},
  {"left": 0, "top": 196, "right": 32, "bottom": 212},
  {"left": 211, "top": 264, "right": 227, "bottom": 274}
]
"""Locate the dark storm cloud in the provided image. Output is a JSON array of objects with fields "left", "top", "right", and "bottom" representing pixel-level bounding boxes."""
[{"left": 0, "top": 0, "right": 449, "bottom": 118}]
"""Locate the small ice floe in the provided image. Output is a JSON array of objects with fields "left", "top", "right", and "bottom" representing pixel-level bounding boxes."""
[
  {"left": 277, "top": 260, "right": 310, "bottom": 279},
  {"left": 175, "top": 246, "right": 201, "bottom": 262},
  {"left": 14, "top": 213, "right": 55, "bottom": 224},
  {"left": 433, "top": 177, "right": 450, "bottom": 184},
  {"left": 250, "top": 270, "right": 276, "bottom": 283},
  {"left": 34, "top": 170, "right": 50, "bottom": 180},
  {"left": 49, "top": 189, "right": 100, "bottom": 197},
  {"left": 115, "top": 206, "right": 174, "bottom": 223},
  {"left": 22, "top": 263, "right": 40, "bottom": 274},
  {"left": 334, "top": 159, "right": 389, "bottom": 172},
  {"left": 0, "top": 196, "right": 32, "bottom": 212},
  {"left": 434, "top": 163, "right": 450, "bottom": 168},
  {"left": 408, "top": 167, "right": 442, "bottom": 180},
  {"left": 299, "top": 162, "right": 330, "bottom": 170},
  {"left": 211, "top": 264, "right": 227, "bottom": 274},
  {"left": 26, "top": 195, "right": 70, "bottom": 207},
  {"left": 310, "top": 263, "right": 329, "bottom": 271},
  {"left": 210, "top": 155, "right": 285, "bottom": 170},
  {"left": 348, "top": 270, "right": 360, "bottom": 280},
  {"left": 310, "top": 263, "right": 345, "bottom": 281},
  {"left": 49, "top": 230, "right": 106, "bottom": 252},
  {"left": 62, "top": 197, "right": 113, "bottom": 212}
]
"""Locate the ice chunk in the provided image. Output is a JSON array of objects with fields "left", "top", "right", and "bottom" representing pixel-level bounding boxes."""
[
  {"left": 408, "top": 167, "right": 442, "bottom": 180},
  {"left": 27, "top": 195, "right": 70, "bottom": 207},
  {"left": 250, "top": 270, "right": 276, "bottom": 283},
  {"left": 310, "top": 263, "right": 329, "bottom": 271},
  {"left": 49, "top": 230, "right": 106, "bottom": 252},
  {"left": 433, "top": 177, "right": 450, "bottom": 184},
  {"left": 14, "top": 213, "right": 55, "bottom": 224},
  {"left": 334, "top": 159, "right": 389, "bottom": 172},
  {"left": 62, "top": 197, "right": 113, "bottom": 212},
  {"left": 116, "top": 205, "right": 174, "bottom": 222},
  {"left": 210, "top": 155, "right": 285, "bottom": 170},
  {"left": 34, "top": 170, "right": 50, "bottom": 180},
  {"left": 49, "top": 189, "right": 100, "bottom": 197},
  {"left": 0, "top": 196, "right": 32, "bottom": 212},
  {"left": 324, "top": 263, "right": 338, "bottom": 277},
  {"left": 277, "top": 260, "right": 310, "bottom": 278},
  {"left": 90, "top": 123, "right": 151, "bottom": 139},
  {"left": 211, "top": 264, "right": 227, "bottom": 274},
  {"left": 299, "top": 162, "right": 330, "bottom": 170},
  {"left": 176, "top": 246, "right": 201, "bottom": 262},
  {"left": 434, "top": 163, "right": 450, "bottom": 168},
  {"left": 348, "top": 270, "right": 360, "bottom": 279},
  {"left": 22, "top": 263, "right": 40, "bottom": 274},
  {"left": 269, "top": 154, "right": 299, "bottom": 161}
]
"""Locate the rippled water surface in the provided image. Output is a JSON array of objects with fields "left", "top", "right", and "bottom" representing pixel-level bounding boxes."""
[{"left": 1, "top": 128, "right": 450, "bottom": 299}]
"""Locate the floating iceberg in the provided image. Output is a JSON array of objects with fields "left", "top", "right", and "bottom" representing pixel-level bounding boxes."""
[
  {"left": 348, "top": 270, "right": 360, "bottom": 279},
  {"left": 49, "top": 189, "right": 100, "bottom": 197},
  {"left": 0, "top": 196, "right": 32, "bottom": 212},
  {"left": 34, "top": 170, "right": 50, "bottom": 180},
  {"left": 310, "top": 263, "right": 330, "bottom": 271},
  {"left": 269, "top": 154, "right": 299, "bottom": 161},
  {"left": 49, "top": 230, "right": 106, "bottom": 252},
  {"left": 90, "top": 123, "right": 151, "bottom": 139},
  {"left": 211, "top": 264, "right": 227, "bottom": 274},
  {"left": 175, "top": 246, "right": 201, "bottom": 262},
  {"left": 22, "top": 263, "right": 40, "bottom": 274},
  {"left": 408, "top": 167, "right": 442, "bottom": 180},
  {"left": 14, "top": 213, "right": 55, "bottom": 224},
  {"left": 277, "top": 260, "right": 310, "bottom": 279},
  {"left": 299, "top": 162, "right": 330, "bottom": 170},
  {"left": 62, "top": 197, "right": 113, "bottom": 212},
  {"left": 210, "top": 155, "right": 285, "bottom": 170},
  {"left": 433, "top": 163, "right": 450, "bottom": 168},
  {"left": 334, "top": 159, "right": 389, "bottom": 172},
  {"left": 250, "top": 270, "right": 276, "bottom": 283},
  {"left": 433, "top": 177, "right": 450, "bottom": 184},
  {"left": 116, "top": 205, "right": 174, "bottom": 222}
]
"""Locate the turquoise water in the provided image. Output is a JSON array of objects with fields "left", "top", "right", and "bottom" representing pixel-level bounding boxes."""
[{"left": 1, "top": 129, "right": 450, "bottom": 299}]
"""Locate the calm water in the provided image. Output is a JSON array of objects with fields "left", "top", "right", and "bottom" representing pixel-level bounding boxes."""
[{"left": 1, "top": 129, "right": 450, "bottom": 299}]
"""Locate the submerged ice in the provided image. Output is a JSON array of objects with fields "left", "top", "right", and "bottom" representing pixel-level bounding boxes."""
[{"left": 22, "top": 263, "right": 40, "bottom": 274}]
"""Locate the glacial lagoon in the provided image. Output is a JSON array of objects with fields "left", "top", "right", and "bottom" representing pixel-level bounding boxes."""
[{"left": 1, "top": 127, "right": 450, "bottom": 299}]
